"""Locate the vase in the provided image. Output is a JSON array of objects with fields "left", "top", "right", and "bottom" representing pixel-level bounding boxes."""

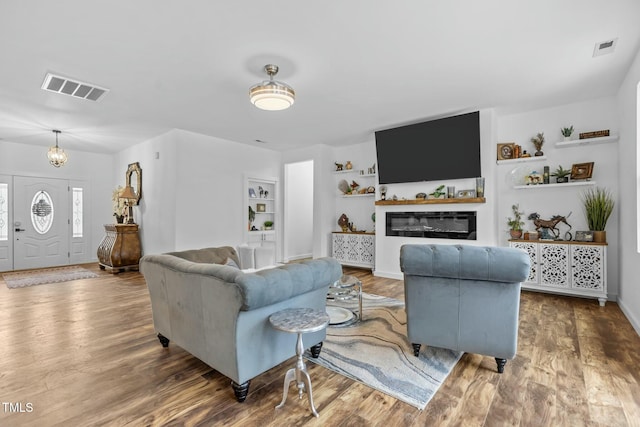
[
  {"left": 564, "top": 136, "right": 572, "bottom": 141},
  {"left": 115, "top": 215, "right": 124, "bottom": 224},
  {"left": 509, "top": 230, "right": 523, "bottom": 239},
  {"left": 593, "top": 230, "right": 606, "bottom": 243},
  {"left": 556, "top": 176, "right": 569, "bottom": 183},
  {"left": 534, "top": 150, "right": 544, "bottom": 156}
]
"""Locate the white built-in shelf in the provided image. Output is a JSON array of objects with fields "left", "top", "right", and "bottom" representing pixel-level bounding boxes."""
[
  {"left": 555, "top": 134, "right": 619, "bottom": 148},
  {"left": 255, "top": 211, "right": 276, "bottom": 214},
  {"left": 497, "top": 155, "right": 547, "bottom": 165},
  {"left": 334, "top": 170, "right": 377, "bottom": 177},
  {"left": 340, "top": 193, "right": 375, "bottom": 198},
  {"left": 514, "top": 181, "right": 596, "bottom": 190}
]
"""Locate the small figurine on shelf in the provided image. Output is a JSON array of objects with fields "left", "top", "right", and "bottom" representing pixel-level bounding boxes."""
[
  {"left": 345, "top": 161, "right": 353, "bottom": 170},
  {"left": 338, "top": 213, "right": 349, "bottom": 232},
  {"left": 379, "top": 185, "right": 387, "bottom": 200},
  {"left": 335, "top": 162, "right": 343, "bottom": 171}
]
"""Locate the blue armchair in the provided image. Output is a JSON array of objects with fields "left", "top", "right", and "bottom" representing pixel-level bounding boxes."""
[{"left": 400, "top": 244, "right": 530, "bottom": 373}]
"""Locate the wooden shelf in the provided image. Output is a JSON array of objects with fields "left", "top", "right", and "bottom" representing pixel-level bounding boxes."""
[
  {"left": 375, "top": 197, "right": 485, "bottom": 206},
  {"left": 514, "top": 181, "right": 596, "bottom": 190},
  {"left": 555, "top": 134, "right": 619, "bottom": 148},
  {"left": 496, "top": 155, "right": 547, "bottom": 165}
]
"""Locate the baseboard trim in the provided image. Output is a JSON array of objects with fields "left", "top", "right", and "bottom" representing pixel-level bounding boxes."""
[
  {"left": 285, "top": 253, "right": 313, "bottom": 262},
  {"left": 373, "top": 270, "right": 403, "bottom": 280},
  {"left": 618, "top": 297, "right": 640, "bottom": 337}
]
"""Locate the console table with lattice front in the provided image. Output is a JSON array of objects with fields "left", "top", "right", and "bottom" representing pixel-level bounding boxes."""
[
  {"left": 97, "top": 224, "right": 142, "bottom": 273},
  {"left": 509, "top": 240, "right": 607, "bottom": 306},
  {"left": 331, "top": 232, "right": 375, "bottom": 269}
]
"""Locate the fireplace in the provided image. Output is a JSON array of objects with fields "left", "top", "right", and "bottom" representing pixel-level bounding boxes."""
[{"left": 386, "top": 211, "right": 477, "bottom": 240}]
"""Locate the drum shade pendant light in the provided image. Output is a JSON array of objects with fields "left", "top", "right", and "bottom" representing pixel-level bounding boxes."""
[
  {"left": 249, "top": 64, "right": 295, "bottom": 111},
  {"left": 47, "top": 129, "right": 68, "bottom": 167}
]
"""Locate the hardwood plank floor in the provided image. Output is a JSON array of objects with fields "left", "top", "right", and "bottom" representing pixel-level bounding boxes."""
[{"left": 1, "top": 264, "right": 638, "bottom": 426}]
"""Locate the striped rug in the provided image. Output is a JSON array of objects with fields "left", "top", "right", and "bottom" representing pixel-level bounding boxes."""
[
  {"left": 307, "top": 293, "right": 462, "bottom": 410},
  {"left": 3, "top": 266, "right": 99, "bottom": 289}
]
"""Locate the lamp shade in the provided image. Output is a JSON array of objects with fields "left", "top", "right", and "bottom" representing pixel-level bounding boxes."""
[{"left": 119, "top": 186, "right": 136, "bottom": 200}]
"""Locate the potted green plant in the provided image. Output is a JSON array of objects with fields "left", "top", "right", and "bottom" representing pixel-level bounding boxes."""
[
  {"left": 507, "top": 204, "right": 525, "bottom": 239},
  {"left": 561, "top": 126, "right": 574, "bottom": 141},
  {"left": 263, "top": 220, "right": 274, "bottom": 230},
  {"left": 531, "top": 132, "right": 545, "bottom": 156},
  {"left": 581, "top": 187, "right": 614, "bottom": 243},
  {"left": 551, "top": 165, "right": 571, "bottom": 183}
]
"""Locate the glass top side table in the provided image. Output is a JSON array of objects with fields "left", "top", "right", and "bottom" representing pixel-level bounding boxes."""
[{"left": 327, "top": 274, "right": 363, "bottom": 324}]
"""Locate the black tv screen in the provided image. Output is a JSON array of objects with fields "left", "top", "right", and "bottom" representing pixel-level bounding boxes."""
[{"left": 375, "top": 111, "right": 481, "bottom": 184}]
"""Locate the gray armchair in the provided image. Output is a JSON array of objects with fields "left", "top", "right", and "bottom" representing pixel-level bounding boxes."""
[{"left": 400, "top": 244, "right": 530, "bottom": 373}]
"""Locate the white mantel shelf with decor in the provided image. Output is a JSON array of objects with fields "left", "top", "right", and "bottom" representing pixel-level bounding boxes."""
[
  {"left": 496, "top": 155, "right": 547, "bottom": 165},
  {"left": 514, "top": 181, "right": 596, "bottom": 190},
  {"left": 375, "top": 197, "right": 486, "bottom": 206},
  {"left": 555, "top": 134, "right": 619, "bottom": 148}
]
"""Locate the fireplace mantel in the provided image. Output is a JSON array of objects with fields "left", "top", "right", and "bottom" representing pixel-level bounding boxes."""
[{"left": 375, "top": 197, "right": 485, "bottom": 206}]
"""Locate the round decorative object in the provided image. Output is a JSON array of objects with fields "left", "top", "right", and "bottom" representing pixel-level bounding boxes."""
[
  {"left": 338, "top": 179, "right": 349, "bottom": 194},
  {"left": 509, "top": 230, "right": 523, "bottom": 239},
  {"left": 416, "top": 192, "right": 427, "bottom": 200},
  {"left": 326, "top": 307, "right": 355, "bottom": 325},
  {"left": 345, "top": 161, "right": 353, "bottom": 170}
]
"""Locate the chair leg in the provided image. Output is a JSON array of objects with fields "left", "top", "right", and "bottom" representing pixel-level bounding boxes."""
[
  {"left": 157, "top": 333, "right": 170, "bottom": 348},
  {"left": 231, "top": 380, "right": 251, "bottom": 402},
  {"left": 309, "top": 342, "right": 323, "bottom": 358},
  {"left": 412, "top": 343, "right": 421, "bottom": 357},
  {"left": 495, "top": 358, "right": 507, "bottom": 373}
]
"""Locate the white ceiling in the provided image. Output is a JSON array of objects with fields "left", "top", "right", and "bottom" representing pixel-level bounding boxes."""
[{"left": 1, "top": 1, "right": 639, "bottom": 154}]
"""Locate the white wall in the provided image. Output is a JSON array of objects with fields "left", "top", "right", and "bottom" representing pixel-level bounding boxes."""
[
  {"left": 616, "top": 47, "right": 640, "bottom": 334},
  {"left": 284, "top": 160, "right": 313, "bottom": 261},
  {"left": 0, "top": 139, "right": 114, "bottom": 263},
  {"left": 496, "top": 97, "right": 620, "bottom": 299},
  {"left": 114, "top": 129, "right": 282, "bottom": 256}
]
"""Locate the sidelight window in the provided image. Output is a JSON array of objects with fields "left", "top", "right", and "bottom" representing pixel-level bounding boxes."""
[
  {"left": 72, "top": 187, "right": 83, "bottom": 238},
  {"left": 0, "top": 183, "right": 7, "bottom": 240}
]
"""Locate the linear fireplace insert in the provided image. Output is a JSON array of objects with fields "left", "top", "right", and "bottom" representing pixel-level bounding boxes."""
[{"left": 386, "top": 211, "right": 476, "bottom": 240}]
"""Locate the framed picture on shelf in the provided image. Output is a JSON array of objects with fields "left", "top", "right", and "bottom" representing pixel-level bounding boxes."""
[
  {"left": 497, "top": 143, "right": 515, "bottom": 160},
  {"left": 570, "top": 162, "right": 594, "bottom": 180},
  {"left": 249, "top": 187, "right": 257, "bottom": 198},
  {"left": 256, "top": 203, "right": 266, "bottom": 212}
]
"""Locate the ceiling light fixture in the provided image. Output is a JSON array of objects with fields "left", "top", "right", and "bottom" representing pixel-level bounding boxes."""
[
  {"left": 249, "top": 64, "right": 295, "bottom": 111},
  {"left": 47, "top": 129, "right": 68, "bottom": 167}
]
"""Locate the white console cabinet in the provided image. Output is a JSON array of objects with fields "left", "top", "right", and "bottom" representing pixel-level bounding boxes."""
[
  {"left": 509, "top": 240, "right": 607, "bottom": 306},
  {"left": 332, "top": 232, "right": 375, "bottom": 269}
]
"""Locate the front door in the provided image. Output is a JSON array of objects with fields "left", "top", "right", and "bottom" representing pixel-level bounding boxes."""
[{"left": 13, "top": 176, "right": 69, "bottom": 270}]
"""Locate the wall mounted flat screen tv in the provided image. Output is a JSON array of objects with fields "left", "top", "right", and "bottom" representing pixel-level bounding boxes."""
[{"left": 375, "top": 111, "right": 481, "bottom": 184}]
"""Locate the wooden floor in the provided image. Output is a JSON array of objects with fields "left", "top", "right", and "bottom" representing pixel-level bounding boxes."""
[{"left": 1, "top": 264, "right": 639, "bottom": 426}]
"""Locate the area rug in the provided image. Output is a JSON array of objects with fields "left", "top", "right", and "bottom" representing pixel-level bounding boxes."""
[
  {"left": 3, "top": 266, "right": 99, "bottom": 289},
  {"left": 306, "top": 293, "right": 462, "bottom": 410}
]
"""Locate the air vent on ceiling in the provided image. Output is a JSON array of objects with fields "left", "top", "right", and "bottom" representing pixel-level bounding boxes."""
[
  {"left": 593, "top": 38, "right": 618, "bottom": 57},
  {"left": 41, "top": 73, "right": 109, "bottom": 101}
]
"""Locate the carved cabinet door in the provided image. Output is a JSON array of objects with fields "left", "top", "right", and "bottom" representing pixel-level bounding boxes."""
[
  {"left": 539, "top": 243, "right": 570, "bottom": 288},
  {"left": 570, "top": 244, "right": 605, "bottom": 291}
]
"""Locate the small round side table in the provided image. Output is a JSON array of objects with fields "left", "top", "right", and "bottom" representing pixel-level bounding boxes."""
[{"left": 269, "top": 307, "right": 330, "bottom": 418}]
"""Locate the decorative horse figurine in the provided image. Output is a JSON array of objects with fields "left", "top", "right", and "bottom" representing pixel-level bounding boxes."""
[{"left": 528, "top": 212, "right": 572, "bottom": 239}]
